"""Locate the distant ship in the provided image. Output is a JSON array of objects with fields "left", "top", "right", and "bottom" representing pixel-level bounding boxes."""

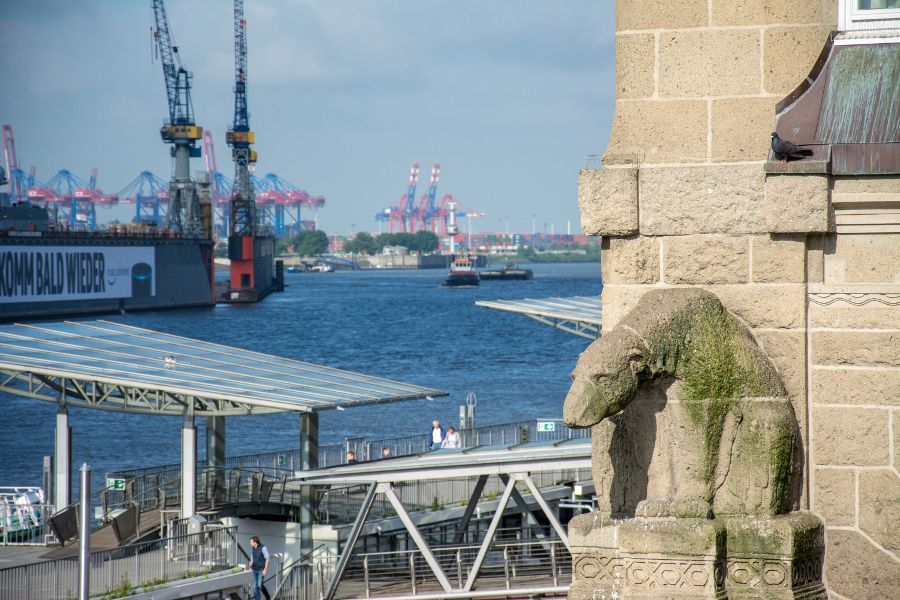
[
  {"left": 479, "top": 262, "right": 533, "bottom": 281},
  {"left": 442, "top": 255, "right": 479, "bottom": 287},
  {"left": 0, "top": 199, "right": 218, "bottom": 320}
]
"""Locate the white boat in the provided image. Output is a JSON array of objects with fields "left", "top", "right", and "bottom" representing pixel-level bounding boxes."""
[
  {"left": 309, "top": 263, "right": 334, "bottom": 273},
  {"left": 0, "top": 487, "right": 46, "bottom": 543}
]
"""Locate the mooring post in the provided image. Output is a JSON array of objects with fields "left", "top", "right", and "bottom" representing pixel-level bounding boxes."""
[{"left": 78, "top": 463, "right": 91, "bottom": 600}]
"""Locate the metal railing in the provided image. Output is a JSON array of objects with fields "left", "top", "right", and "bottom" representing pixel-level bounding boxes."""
[
  {"left": 0, "top": 525, "right": 243, "bottom": 600},
  {"left": 327, "top": 418, "right": 589, "bottom": 466},
  {"left": 274, "top": 531, "right": 570, "bottom": 600},
  {"left": 106, "top": 418, "right": 589, "bottom": 483},
  {"left": 316, "top": 471, "right": 591, "bottom": 527}
]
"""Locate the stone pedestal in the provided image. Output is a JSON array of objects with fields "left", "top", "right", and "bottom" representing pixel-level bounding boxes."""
[
  {"left": 724, "top": 513, "right": 826, "bottom": 599},
  {"left": 569, "top": 513, "right": 826, "bottom": 600}
]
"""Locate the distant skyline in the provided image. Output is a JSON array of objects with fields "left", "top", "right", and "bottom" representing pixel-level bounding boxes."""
[{"left": 0, "top": 1, "right": 616, "bottom": 234}]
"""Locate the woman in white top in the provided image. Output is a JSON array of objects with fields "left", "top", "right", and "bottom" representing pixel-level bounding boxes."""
[{"left": 442, "top": 426, "right": 461, "bottom": 448}]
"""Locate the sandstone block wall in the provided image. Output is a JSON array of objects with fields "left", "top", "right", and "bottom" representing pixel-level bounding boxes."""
[{"left": 583, "top": 2, "right": 900, "bottom": 598}]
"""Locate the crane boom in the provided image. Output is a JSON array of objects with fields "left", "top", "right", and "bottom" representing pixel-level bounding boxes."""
[{"left": 151, "top": 0, "right": 196, "bottom": 129}]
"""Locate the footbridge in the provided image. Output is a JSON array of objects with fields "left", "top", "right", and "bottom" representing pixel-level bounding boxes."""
[{"left": 277, "top": 438, "right": 593, "bottom": 600}]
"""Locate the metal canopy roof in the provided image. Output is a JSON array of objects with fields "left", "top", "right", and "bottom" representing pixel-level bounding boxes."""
[
  {"left": 475, "top": 295, "right": 602, "bottom": 339},
  {"left": 0, "top": 320, "right": 447, "bottom": 416},
  {"left": 290, "top": 438, "right": 592, "bottom": 485}
]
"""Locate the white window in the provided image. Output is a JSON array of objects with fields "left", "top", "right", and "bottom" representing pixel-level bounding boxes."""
[{"left": 839, "top": 0, "right": 900, "bottom": 37}]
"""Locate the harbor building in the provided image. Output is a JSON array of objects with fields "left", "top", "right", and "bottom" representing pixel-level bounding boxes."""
[{"left": 579, "top": 1, "right": 899, "bottom": 597}]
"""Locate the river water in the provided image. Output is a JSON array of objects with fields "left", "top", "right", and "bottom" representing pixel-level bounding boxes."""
[{"left": 0, "top": 262, "right": 600, "bottom": 490}]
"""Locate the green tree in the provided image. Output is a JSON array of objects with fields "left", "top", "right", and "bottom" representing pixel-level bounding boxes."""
[
  {"left": 293, "top": 230, "right": 329, "bottom": 256},
  {"left": 345, "top": 231, "right": 377, "bottom": 255},
  {"left": 275, "top": 239, "right": 289, "bottom": 255},
  {"left": 412, "top": 230, "right": 439, "bottom": 253},
  {"left": 214, "top": 240, "right": 229, "bottom": 258}
]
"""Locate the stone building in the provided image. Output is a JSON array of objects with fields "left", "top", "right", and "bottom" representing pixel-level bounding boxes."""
[{"left": 579, "top": 1, "right": 898, "bottom": 597}]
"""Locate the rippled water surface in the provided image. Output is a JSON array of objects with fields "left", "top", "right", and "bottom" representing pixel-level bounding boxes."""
[{"left": 1, "top": 262, "right": 600, "bottom": 489}]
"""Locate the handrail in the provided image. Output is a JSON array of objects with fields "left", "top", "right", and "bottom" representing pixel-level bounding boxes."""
[
  {"left": 0, "top": 526, "right": 243, "bottom": 600},
  {"left": 269, "top": 543, "right": 330, "bottom": 600}
]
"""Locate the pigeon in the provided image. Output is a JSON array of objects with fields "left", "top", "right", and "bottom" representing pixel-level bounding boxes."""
[{"left": 771, "top": 132, "right": 813, "bottom": 163}]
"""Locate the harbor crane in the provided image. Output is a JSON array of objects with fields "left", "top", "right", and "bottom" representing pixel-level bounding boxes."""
[
  {"left": 224, "top": 0, "right": 274, "bottom": 300},
  {"left": 151, "top": 0, "right": 208, "bottom": 237}
]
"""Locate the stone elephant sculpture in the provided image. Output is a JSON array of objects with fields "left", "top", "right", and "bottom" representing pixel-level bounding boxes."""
[{"left": 563, "top": 288, "right": 801, "bottom": 518}]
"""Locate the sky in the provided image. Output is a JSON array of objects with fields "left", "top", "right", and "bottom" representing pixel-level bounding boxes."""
[{"left": 0, "top": 0, "right": 616, "bottom": 235}]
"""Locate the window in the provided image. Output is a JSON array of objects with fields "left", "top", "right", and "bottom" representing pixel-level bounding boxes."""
[{"left": 840, "top": 0, "right": 900, "bottom": 35}]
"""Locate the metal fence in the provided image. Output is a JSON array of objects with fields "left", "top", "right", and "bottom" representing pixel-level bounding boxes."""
[
  {"left": 316, "top": 470, "right": 591, "bottom": 527},
  {"left": 325, "top": 418, "right": 589, "bottom": 466},
  {"left": 0, "top": 525, "right": 243, "bottom": 600},
  {"left": 272, "top": 531, "right": 570, "bottom": 600}
]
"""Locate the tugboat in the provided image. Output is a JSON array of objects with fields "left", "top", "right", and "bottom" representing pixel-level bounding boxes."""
[
  {"left": 443, "top": 255, "right": 480, "bottom": 287},
  {"left": 479, "top": 262, "right": 533, "bottom": 281},
  {"left": 441, "top": 198, "right": 478, "bottom": 286}
]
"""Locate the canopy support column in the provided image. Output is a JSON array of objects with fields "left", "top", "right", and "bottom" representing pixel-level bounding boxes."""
[
  {"left": 299, "top": 411, "right": 319, "bottom": 558},
  {"left": 54, "top": 387, "right": 71, "bottom": 511},
  {"left": 205, "top": 416, "right": 226, "bottom": 505},
  {"left": 181, "top": 404, "right": 197, "bottom": 518}
]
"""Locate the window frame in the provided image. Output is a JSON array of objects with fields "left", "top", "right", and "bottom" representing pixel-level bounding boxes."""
[{"left": 839, "top": 0, "right": 900, "bottom": 31}]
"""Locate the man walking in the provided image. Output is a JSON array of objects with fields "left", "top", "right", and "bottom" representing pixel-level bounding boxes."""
[
  {"left": 430, "top": 420, "right": 445, "bottom": 450},
  {"left": 249, "top": 535, "right": 271, "bottom": 600}
]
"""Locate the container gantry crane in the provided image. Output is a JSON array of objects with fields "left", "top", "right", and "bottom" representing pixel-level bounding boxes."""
[
  {"left": 151, "top": 0, "right": 208, "bottom": 237},
  {"left": 416, "top": 163, "right": 440, "bottom": 232}
]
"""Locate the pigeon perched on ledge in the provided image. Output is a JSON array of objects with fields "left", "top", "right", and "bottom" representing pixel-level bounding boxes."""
[{"left": 771, "top": 132, "right": 813, "bottom": 163}]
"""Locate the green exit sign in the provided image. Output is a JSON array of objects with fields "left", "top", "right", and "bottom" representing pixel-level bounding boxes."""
[
  {"left": 106, "top": 478, "right": 125, "bottom": 491},
  {"left": 537, "top": 421, "right": 556, "bottom": 432}
]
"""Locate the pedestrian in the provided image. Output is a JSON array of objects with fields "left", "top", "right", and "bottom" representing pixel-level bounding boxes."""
[
  {"left": 248, "top": 535, "right": 271, "bottom": 600},
  {"left": 346, "top": 450, "right": 357, "bottom": 464},
  {"left": 381, "top": 447, "right": 391, "bottom": 458},
  {"left": 441, "top": 426, "right": 461, "bottom": 448},
  {"left": 430, "top": 420, "right": 445, "bottom": 450}
]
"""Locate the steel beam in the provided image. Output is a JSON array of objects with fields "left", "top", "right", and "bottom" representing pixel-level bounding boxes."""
[
  {"left": 463, "top": 474, "right": 518, "bottom": 592},
  {"left": 500, "top": 474, "right": 551, "bottom": 552},
  {"left": 523, "top": 474, "right": 570, "bottom": 551},
  {"left": 380, "top": 483, "right": 453, "bottom": 593},
  {"left": 325, "top": 483, "right": 377, "bottom": 600},
  {"left": 453, "top": 474, "right": 488, "bottom": 544}
]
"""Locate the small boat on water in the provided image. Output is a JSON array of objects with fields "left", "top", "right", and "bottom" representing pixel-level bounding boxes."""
[
  {"left": 286, "top": 265, "right": 303, "bottom": 273},
  {"left": 443, "top": 256, "right": 480, "bottom": 287},
  {"left": 479, "top": 262, "right": 533, "bottom": 281},
  {"left": 309, "top": 263, "right": 334, "bottom": 273}
]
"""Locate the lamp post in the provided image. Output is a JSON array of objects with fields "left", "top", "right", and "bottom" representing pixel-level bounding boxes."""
[{"left": 78, "top": 463, "right": 91, "bottom": 600}]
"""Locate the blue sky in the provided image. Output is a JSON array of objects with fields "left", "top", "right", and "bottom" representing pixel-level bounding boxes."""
[{"left": 0, "top": 1, "right": 616, "bottom": 234}]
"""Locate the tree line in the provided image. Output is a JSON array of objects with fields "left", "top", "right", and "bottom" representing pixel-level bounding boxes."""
[{"left": 344, "top": 231, "right": 440, "bottom": 255}]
